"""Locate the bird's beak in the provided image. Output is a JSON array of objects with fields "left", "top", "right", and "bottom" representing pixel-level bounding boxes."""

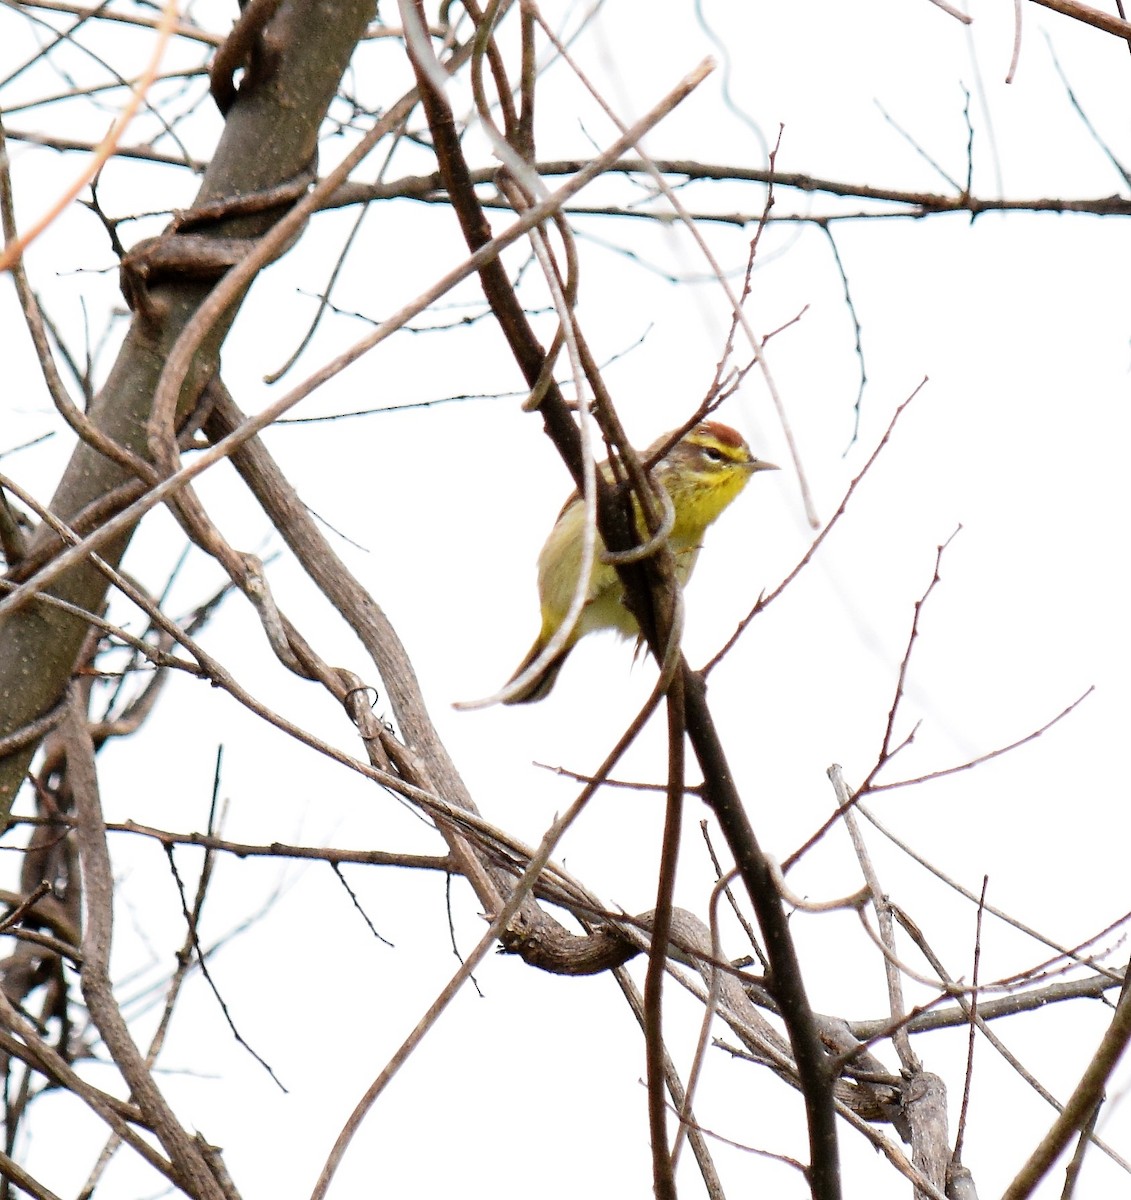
[{"left": 746, "top": 458, "right": 780, "bottom": 473}]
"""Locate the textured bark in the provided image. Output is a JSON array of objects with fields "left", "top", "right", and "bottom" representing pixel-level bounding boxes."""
[
  {"left": 903, "top": 1071, "right": 950, "bottom": 1200},
  {"left": 0, "top": 0, "right": 374, "bottom": 818}
]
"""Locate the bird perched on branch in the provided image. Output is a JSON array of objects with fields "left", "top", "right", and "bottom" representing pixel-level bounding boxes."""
[{"left": 504, "top": 420, "right": 778, "bottom": 703}]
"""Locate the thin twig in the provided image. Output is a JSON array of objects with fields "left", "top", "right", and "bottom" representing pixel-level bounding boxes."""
[
  {"left": 827, "top": 766, "right": 917, "bottom": 1071},
  {"left": 866, "top": 688, "right": 1093, "bottom": 793},
  {"left": 63, "top": 690, "right": 228, "bottom": 1200},
  {"left": 952, "top": 876, "right": 988, "bottom": 1161},
  {"left": 645, "top": 676, "right": 685, "bottom": 1200},
  {"left": 705, "top": 379, "right": 926, "bottom": 674},
  {"left": 308, "top": 680, "right": 667, "bottom": 1200},
  {"left": 0, "top": 0, "right": 182, "bottom": 271}
]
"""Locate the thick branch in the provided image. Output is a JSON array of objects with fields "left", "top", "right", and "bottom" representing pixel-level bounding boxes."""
[{"left": 0, "top": 0, "right": 374, "bottom": 820}]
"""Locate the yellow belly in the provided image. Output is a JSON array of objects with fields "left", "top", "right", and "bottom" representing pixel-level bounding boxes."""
[{"left": 536, "top": 497, "right": 702, "bottom": 646}]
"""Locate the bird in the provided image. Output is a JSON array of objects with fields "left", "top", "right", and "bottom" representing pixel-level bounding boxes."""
[{"left": 503, "top": 420, "right": 778, "bottom": 703}]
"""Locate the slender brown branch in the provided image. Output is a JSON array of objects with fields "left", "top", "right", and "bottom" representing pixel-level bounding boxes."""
[
  {"left": 63, "top": 690, "right": 230, "bottom": 1200},
  {"left": 1060, "top": 1096, "right": 1104, "bottom": 1200},
  {"left": 309, "top": 682, "right": 665, "bottom": 1200},
  {"left": 705, "top": 379, "right": 926, "bottom": 674},
  {"left": 1001, "top": 975, "right": 1131, "bottom": 1199},
  {"left": 1027, "top": 0, "right": 1131, "bottom": 39},
  {"left": 402, "top": 11, "right": 838, "bottom": 1193},
  {"left": 645, "top": 678, "right": 685, "bottom": 1200},
  {"left": 0, "top": 1148, "right": 62, "bottom": 1200},
  {"left": 609, "top": 964, "right": 727, "bottom": 1199},
  {"left": 826, "top": 765, "right": 917, "bottom": 1072},
  {"left": 952, "top": 877, "right": 988, "bottom": 1162},
  {"left": 323, "top": 154, "right": 1131, "bottom": 216},
  {"left": 866, "top": 688, "right": 1093, "bottom": 793},
  {"left": 783, "top": 529, "right": 963, "bottom": 872},
  {"left": 15, "top": 0, "right": 224, "bottom": 44},
  {"left": 856, "top": 799, "right": 1124, "bottom": 981},
  {"left": 889, "top": 910, "right": 1131, "bottom": 1175},
  {"left": 874, "top": 530, "right": 960, "bottom": 771}
]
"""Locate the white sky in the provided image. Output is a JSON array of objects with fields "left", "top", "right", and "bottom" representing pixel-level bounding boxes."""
[{"left": 3, "top": 1, "right": 1131, "bottom": 1197}]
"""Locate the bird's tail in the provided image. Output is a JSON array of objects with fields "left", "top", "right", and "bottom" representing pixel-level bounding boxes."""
[{"left": 502, "top": 637, "right": 570, "bottom": 704}]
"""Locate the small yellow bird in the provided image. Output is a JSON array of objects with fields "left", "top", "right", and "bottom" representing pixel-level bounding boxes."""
[{"left": 504, "top": 420, "right": 778, "bottom": 703}]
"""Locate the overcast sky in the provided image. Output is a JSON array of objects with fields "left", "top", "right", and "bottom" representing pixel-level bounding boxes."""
[{"left": 3, "top": 2, "right": 1131, "bottom": 1197}]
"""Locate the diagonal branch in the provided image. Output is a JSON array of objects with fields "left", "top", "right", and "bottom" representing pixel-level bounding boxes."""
[
  {"left": 63, "top": 688, "right": 230, "bottom": 1200},
  {"left": 399, "top": 11, "right": 840, "bottom": 1197},
  {"left": 1001, "top": 974, "right": 1131, "bottom": 1199},
  {"left": 0, "top": 0, "right": 376, "bottom": 819}
]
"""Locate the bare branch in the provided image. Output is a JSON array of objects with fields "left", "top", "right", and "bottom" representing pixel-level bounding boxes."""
[
  {"left": 1002, "top": 977, "right": 1131, "bottom": 1199},
  {"left": 1027, "top": 0, "right": 1131, "bottom": 40}
]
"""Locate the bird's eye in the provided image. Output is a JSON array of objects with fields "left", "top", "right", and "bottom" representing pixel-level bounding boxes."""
[{"left": 702, "top": 446, "right": 725, "bottom": 462}]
